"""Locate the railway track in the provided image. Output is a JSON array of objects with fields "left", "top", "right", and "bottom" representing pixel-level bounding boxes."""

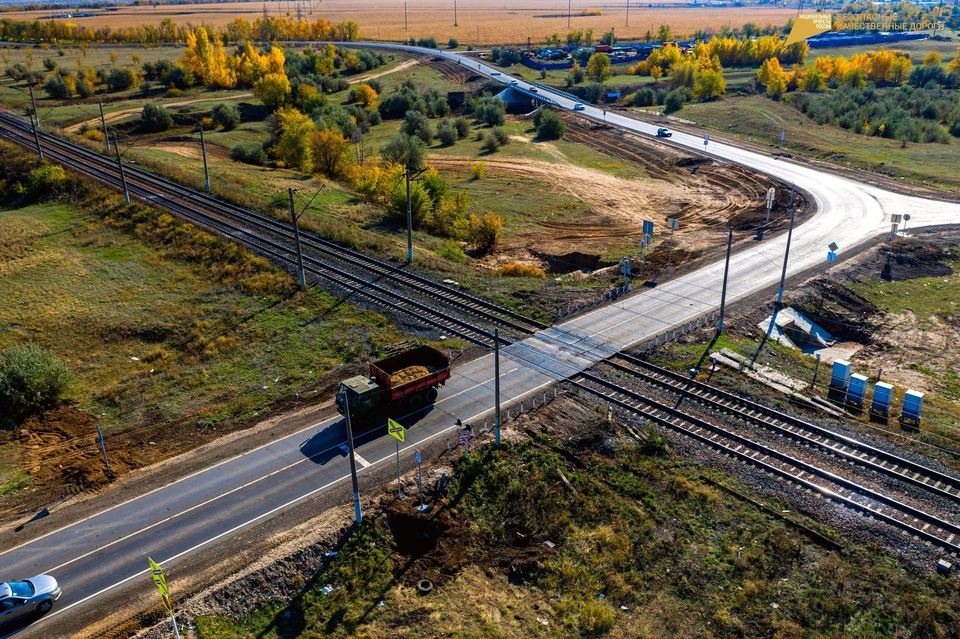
[
  {"left": 0, "top": 112, "right": 547, "bottom": 345},
  {"left": 605, "top": 353, "right": 960, "bottom": 504},
  {"left": 573, "top": 372, "right": 960, "bottom": 554}
]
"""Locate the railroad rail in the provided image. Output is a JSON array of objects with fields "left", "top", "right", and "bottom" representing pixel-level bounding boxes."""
[
  {"left": 606, "top": 353, "right": 960, "bottom": 503},
  {"left": 574, "top": 372, "right": 960, "bottom": 554}
]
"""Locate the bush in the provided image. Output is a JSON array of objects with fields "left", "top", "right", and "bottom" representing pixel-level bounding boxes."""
[
  {"left": 211, "top": 103, "right": 240, "bottom": 131},
  {"left": 454, "top": 116, "right": 471, "bottom": 139},
  {"left": 630, "top": 87, "right": 658, "bottom": 107},
  {"left": 664, "top": 87, "right": 691, "bottom": 113},
  {"left": 483, "top": 131, "right": 501, "bottom": 152},
  {"left": 435, "top": 239, "right": 467, "bottom": 263},
  {"left": 43, "top": 73, "right": 70, "bottom": 99},
  {"left": 467, "top": 211, "right": 502, "bottom": 252},
  {"left": 583, "top": 82, "right": 606, "bottom": 103},
  {"left": 26, "top": 164, "right": 67, "bottom": 196},
  {"left": 436, "top": 119, "right": 458, "bottom": 146},
  {"left": 400, "top": 110, "right": 434, "bottom": 144},
  {"left": 448, "top": 38, "right": 459, "bottom": 49},
  {"left": 140, "top": 103, "right": 172, "bottom": 132},
  {"left": 471, "top": 94, "right": 506, "bottom": 126},
  {"left": 230, "top": 142, "right": 267, "bottom": 166},
  {"left": 471, "top": 161, "right": 486, "bottom": 179},
  {"left": 105, "top": 66, "right": 136, "bottom": 92},
  {"left": 500, "top": 263, "right": 545, "bottom": 277},
  {"left": 380, "top": 133, "right": 426, "bottom": 168},
  {"left": 0, "top": 344, "right": 72, "bottom": 421},
  {"left": 535, "top": 109, "right": 566, "bottom": 140},
  {"left": 491, "top": 126, "right": 509, "bottom": 146}
]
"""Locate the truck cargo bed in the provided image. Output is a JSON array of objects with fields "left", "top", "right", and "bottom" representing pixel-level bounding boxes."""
[{"left": 371, "top": 345, "right": 451, "bottom": 402}]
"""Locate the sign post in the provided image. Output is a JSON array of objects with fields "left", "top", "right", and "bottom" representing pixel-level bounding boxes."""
[
  {"left": 666, "top": 217, "right": 679, "bottom": 266},
  {"left": 703, "top": 134, "right": 709, "bottom": 151},
  {"left": 826, "top": 241, "right": 838, "bottom": 288},
  {"left": 779, "top": 130, "right": 785, "bottom": 155},
  {"left": 148, "top": 558, "right": 180, "bottom": 639},
  {"left": 388, "top": 418, "right": 405, "bottom": 500},
  {"left": 765, "top": 187, "right": 775, "bottom": 225},
  {"left": 415, "top": 449, "right": 427, "bottom": 512},
  {"left": 457, "top": 427, "right": 469, "bottom": 458}
]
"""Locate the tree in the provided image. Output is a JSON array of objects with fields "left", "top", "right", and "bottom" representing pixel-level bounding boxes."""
[
  {"left": 693, "top": 69, "right": 726, "bottom": 100},
  {"left": 766, "top": 74, "right": 788, "bottom": 97},
  {"left": 310, "top": 128, "right": 351, "bottom": 178},
  {"left": 354, "top": 83, "right": 378, "bottom": 107},
  {"left": 946, "top": 47, "right": 960, "bottom": 74},
  {"left": 923, "top": 52, "right": 942, "bottom": 68},
  {"left": 436, "top": 119, "right": 458, "bottom": 146},
  {"left": 43, "top": 73, "right": 70, "bottom": 99},
  {"left": 105, "top": 66, "right": 136, "bottom": 91},
  {"left": 0, "top": 344, "right": 71, "bottom": 422},
  {"left": 140, "top": 103, "right": 172, "bottom": 132},
  {"left": 650, "top": 65, "right": 663, "bottom": 83},
  {"left": 535, "top": 109, "right": 566, "bottom": 140},
  {"left": 471, "top": 95, "right": 506, "bottom": 126},
  {"left": 586, "top": 53, "right": 611, "bottom": 82},
  {"left": 273, "top": 106, "right": 315, "bottom": 171},
  {"left": 453, "top": 116, "right": 471, "bottom": 139},
  {"left": 401, "top": 110, "right": 434, "bottom": 145},
  {"left": 253, "top": 72, "right": 290, "bottom": 110},
  {"left": 891, "top": 55, "right": 913, "bottom": 86},
  {"left": 669, "top": 61, "right": 697, "bottom": 89},
  {"left": 801, "top": 69, "right": 827, "bottom": 91},
  {"left": 380, "top": 133, "right": 426, "bottom": 169},
  {"left": 211, "top": 102, "right": 240, "bottom": 130},
  {"left": 664, "top": 87, "right": 690, "bottom": 112},
  {"left": 448, "top": 38, "right": 459, "bottom": 49}
]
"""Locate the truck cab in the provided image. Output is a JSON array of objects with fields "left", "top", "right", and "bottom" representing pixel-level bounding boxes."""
[{"left": 336, "top": 376, "right": 381, "bottom": 421}]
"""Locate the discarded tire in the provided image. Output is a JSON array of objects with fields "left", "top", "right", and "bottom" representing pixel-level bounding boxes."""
[{"left": 416, "top": 579, "right": 434, "bottom": 595}]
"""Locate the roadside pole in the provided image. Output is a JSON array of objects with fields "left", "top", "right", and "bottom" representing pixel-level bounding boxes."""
[
  {"left": 666, "top": 218, "right": 679, "bottom": 266},
  {"left": 775, "top": 189, "right": 797, "bottom": 308},
  {"left": 148, "top": 558, "right": 181, "bottom": 639},
  {"left": 113, "top": 134, "right": 130, "bottom": 204},
  {"left": 96, "top": 424, "right": 111, "bottom": 476},
  {"left": 99, "top": 101, "right": 110, "bottom": 152},
  {"left": 29, "top": 86, "right": 42, "bottom": 161},
  {"left": 415, "top": 450, "right": 426, "bottom": 511},
  {"left": 717, "top": 226, "right": 733, "bottom": 334},
  {"left": 387, "top": 418, "right": 405, "bottom": 500},
  {"left": 29, "top": 84, "right": 39, "bottom": 126},
  {"left": 341, "top": 390, "right": 363, "bottom": 524},
  {"left": 494, "top": 328, "right": 501, "bottom": 447},
  {"left": 199, "top": 120, "right": 211, "bottom": 192},
  {"left": 765, "top": 187, "right": 775, "bottom": 225},
  {"left": 405, "top": 168, "right": 413, "bottom": 263},
  {"left": 288, "top": 188, "right": 306, "bottom": 289}
]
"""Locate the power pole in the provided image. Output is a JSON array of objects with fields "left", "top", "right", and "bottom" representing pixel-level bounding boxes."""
[
  {"left": 494, "top": 328, "right": 501, "bottom": 447},
  {"left": 717, "top": 226, "right": 733, "bottom": 333},
  {"left": 405, "top": 2, "right": 408, "bottom": 30},
  {"left": 29, "top": 84, "right": 39, "bottom": 126},
  {"left": 288, "top": 187, "right": 306, "bottom": 289},
  {"left": 626, "top": 0, "right": 629, "bottom": 27},
  {"left": 454, "top": 0, "right": 457, "bottom": 25},
  {"left": 99, "top": 100, "right": 110, "bottom": 152},
  {"left": 406, "top": 168, "right": 414, "bottom": 263},
  {"left": 341, "top": 389, "right": 363, "bottom": 524},
  {"left": 775, "top": 185, "right": 797, "bottom": 308},
  {"left": 28, "top": 86, "right": 43, "bottom": 161},
  {"left": 568, "top": 0, "right": 572, "bottom": 28},
  {"left": 198, "top": 121, "right": 211, "bottom": 192},
  {"left": 113, "top": 135, "right": 130, "bottom": 203}
]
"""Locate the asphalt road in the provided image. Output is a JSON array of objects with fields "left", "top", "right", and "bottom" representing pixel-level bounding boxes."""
[{"left": 4, "top": 43, "right": 960, "bottom": 637}]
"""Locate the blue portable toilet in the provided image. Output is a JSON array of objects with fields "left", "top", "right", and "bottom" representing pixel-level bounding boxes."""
[
  {"left": 830, "top": 360, "right": 851, "bottom": 390},
  {"left": 871, "top": 381, "right": 894, "bottom": 417},
  {"left": 901, "top": 389, "right": 924, "bottom": 427},
  {"left": 847, "top": 374, "right": 868, "bottom": 407}
]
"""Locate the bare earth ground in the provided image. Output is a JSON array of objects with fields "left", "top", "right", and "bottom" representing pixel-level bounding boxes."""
[{"left": 2, "top": 0, "right": 799, "bottom": 45}]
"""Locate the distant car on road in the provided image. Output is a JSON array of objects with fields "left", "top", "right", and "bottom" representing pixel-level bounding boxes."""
[
  {"left": 573, "top": 103, "right": 585, "bottom": 111},
  {"left": 0, "top": 576, "right": 61, "bottom": 625},
  {"left": 656, "top": 128, "right": 672, "bottom": 138},
  {"left": 529, "top": 87, "right": 538, "bottom": 93},
  {"left": 490, "top": 71, "right": 501, "bottom": 76},
  {"left": 510, "top": 79, "right": 518, "bottom": 85}
]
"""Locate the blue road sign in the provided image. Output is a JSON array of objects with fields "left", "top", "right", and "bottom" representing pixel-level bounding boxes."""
[
  {"left": 827, "top": 251, "right": 837, "bottom": 262},
  {"left": 780, "top": 131, "right": 785, "bottom": 143},
  {"left": 415, "top": 450, "right": 422, "bottom": 465},
  {"left": 642, "top": 220, "right": 654, "bottom": 235}
]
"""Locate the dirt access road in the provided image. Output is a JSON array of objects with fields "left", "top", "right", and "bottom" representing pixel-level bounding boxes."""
[{"left": 63, "top": 93, "right": 253, "bottom": 134}]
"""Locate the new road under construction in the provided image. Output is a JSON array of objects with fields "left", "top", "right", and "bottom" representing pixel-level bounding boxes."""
[{"left": 4, "top": 42, "right": 960, "bottom": 636}]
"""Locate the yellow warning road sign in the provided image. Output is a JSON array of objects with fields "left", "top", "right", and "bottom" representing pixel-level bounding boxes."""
[
  {"left": 387, "top": 418, "right": 405, "bottom": 443},
  {"left": 148, "top": 557, "right": 173, "bottom": 612}
]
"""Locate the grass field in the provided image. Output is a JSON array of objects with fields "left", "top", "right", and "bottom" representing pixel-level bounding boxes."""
[
  {"left": 192, "top": 397, "right": 960, "bottom": 638},
  {"left": 0, "top": 186, "right": 405, "bottom": 436},
  {"left": 3, "top": 0, "right": 799, "bottom": 45},
  {"left": 680, "top": 94, "right": 960, "bottom": 191}
]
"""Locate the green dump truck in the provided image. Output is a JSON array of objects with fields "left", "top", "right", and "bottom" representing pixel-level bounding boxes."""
[{"left": 336, "top": 346, "right": 451, "bottom": 421}]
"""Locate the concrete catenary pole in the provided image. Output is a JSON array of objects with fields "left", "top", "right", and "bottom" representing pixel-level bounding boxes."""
[
  {"left": 494, "top": 328, "right": 502, "bottom": 447},
  {"left": 99, "top": 101, "right": 110, "bottom": 152},
  {"left": 717, "top": 226, "right": 733, "bottom": 333},
  {"left": 287, "top": 188, "right": 306, "bottom": 289},
  {"left": 199, "top": 120, "right": 211, "bottom": 192},
  {"left": 342, "top": 390, "right": 363, "bottom": 524},
  {"left": 776, "top": 185, "right": 797, "bottom": 308},
  {"left": 406, "top": 168, "right": 414, "bottom": 263},
  {"left": 113, "top": 135, "right": 130, "bottom": 203},
  {"left": 29, "top": 86, "right": 42, "bottom": 161}
]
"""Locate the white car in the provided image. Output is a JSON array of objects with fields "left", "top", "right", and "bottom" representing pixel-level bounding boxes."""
[{"left": 0, "top": 576, "right": 61, "bottom": 625}]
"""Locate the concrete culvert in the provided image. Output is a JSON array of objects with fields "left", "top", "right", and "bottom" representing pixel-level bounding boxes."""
[{"left": 416, "top": 579, "right": 434, "bottom": 595}]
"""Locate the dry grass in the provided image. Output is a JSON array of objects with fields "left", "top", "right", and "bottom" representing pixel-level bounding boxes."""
[{"left": 3, "top": 0, "right": 797, "bottom": 45}]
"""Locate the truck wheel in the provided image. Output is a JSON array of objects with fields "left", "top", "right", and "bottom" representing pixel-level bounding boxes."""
[
  {"left": 425, "top": 388, "right": 439, "bottom": 403},
  {"left": 407, "top": 394, "right": 424, "bottom": 410}
]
